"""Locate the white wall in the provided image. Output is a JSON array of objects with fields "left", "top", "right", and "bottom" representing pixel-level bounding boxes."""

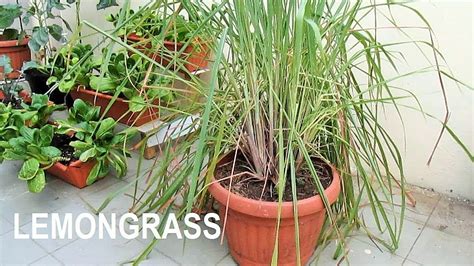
[
  {"left": 374, "top": 1, "right": 472, "bottom": 199},
  {"left": 58, "top": 1, "right": 472, "bottom": 199}
]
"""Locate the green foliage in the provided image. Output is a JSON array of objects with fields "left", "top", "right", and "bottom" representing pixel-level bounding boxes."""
[
  {"left": 57, "top": 99, "right": 137, "bottom": 185},
  {"left": 46, "top": 43, "right": 98, "bottom": 93},
  {"left": 20, "top": 94, "right": 65, "bottom": 127},
  {"left": 2, "top": 124, "right": 61, "bottom": 193},
  {"left": 0, "top": 4, "right": 22, "bottom": 31},
  {"left": 108, "top": 7, "right": 202, "bottom": 44}
]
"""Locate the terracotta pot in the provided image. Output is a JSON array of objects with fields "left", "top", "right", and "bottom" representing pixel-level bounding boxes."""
[
  {"left": 208, "top": 152, "right": 341, "bottom": 266},
  {"left": 70, "top": 87, "right": 160, "bottom": 126},
  {"left": 0, "top": 38, "right": 31, "bottom": 79},
  {"left": 46, "top": 159, "right": 97, "bottom": 189},
  {"left": 127, "top": 33, "right": 210, "bottom": 72},
  {"left": 0, "top": 89, "right": 31, "bottom": 102},
  {"left": 24, "top": 68, "right": 73, "bottom": 106}
]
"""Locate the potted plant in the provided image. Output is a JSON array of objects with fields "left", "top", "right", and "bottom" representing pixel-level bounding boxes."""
[
  {"left": 65, "top": 50, "right": 175, "bottom": 126},
  {"left": 107, "top": 5, "right": 211, "bottom": 72},
  {"left": 0, "top": 97, "right": 136, "bottom": 191},
  {"left": 0, "top": 55, "right": 30, "bottom": 104},
  {"left": 115, "top": 0, "right": 472, "bottom": 265},
  {"left": 22, "top": 0, "right": 117, "bottom": 104},
  {"left": 50, "top": 99, "right": 138, "bottom": 188},
  {"left": 0, "top": 2, "right": 30, "bottom": 79}
]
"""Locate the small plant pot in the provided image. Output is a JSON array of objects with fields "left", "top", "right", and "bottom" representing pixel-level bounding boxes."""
[
  {"left": 208, "top": 151, "right": 341, "bottom": 266},
  {"left": 0, "top": 38, "right": 31, "bottom": 79},
  {"left": 23, "top": 68, "right": 72, "bottom": 106},
  {"left": 70, "top": 87, "right": 160, "bottom": 126},
  {"left": 0, "top": 89, "right": 31, "bottom": 103},
  {"left": 127, "top": 34, "right": 210, "bottom": 72},
  {"left": 46, "top": 159, "right": 97, "bottom": 189}
]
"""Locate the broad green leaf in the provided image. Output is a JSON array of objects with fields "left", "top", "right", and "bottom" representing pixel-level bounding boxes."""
[
  {"left": 86, "top": 161, "right": 102, "bottom": 185},
  {"left": 0, "top": 4, "right": 22, "bottom": 29},
  {"left": 27, "top": 169, "right": 46, "bottom": 193},
  {"left": 47, "top": 24, "right": 63, "bottom": 41},
  {"left": 41, "top": 146, "right": 62, "bottom": 158},
  {"left": 79, "top": 148, "right": 97, "bottom": 162},
  {"left": 39, "top": 125, "right": 54, "bottom": 146},
  {"left": 96, "top": 0, "right": 118, "bottom": 10},
  {"left": 95, "top": 118, "right": 115, "bottom": 139},
  {"left": 19, "top": 158, "right": 40, "bottom": 181},
  {"left": 128, "top": 96, "right": 146, "bottom": 112},
  {"left": 89, "top": 76, "right": 116, "bottom": 93}
]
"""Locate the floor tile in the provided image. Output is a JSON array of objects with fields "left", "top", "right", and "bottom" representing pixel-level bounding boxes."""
[
  {"left": 19, "top": 201, "right": 91, "bottom": 253},
  {"left": 52, "top": 235, "right": 149, "bottom": 264},
  {"left": 216, "top": 253, "right": 237, "bottom": 265},
  {"left": 1, "top": 186, "right": 75, "bottom": 226},
  {"left": 128, "top": 250, "right": 179, "bottom": 265},
  {"left": 312, "top": 238, "right": 406, "bottom": 266},
  {"left": 356, "top": 206, "right": 424, "bottom": 257},
  {"left": 426, "top": 195, "right": 474, "bottom": 241},
  {"left": 407, "top": 226, "right": 474, "bottom": 265},
  {"left": 0, "top": 215, "right": 13, "bottom": 235},
  {"left": 30, "top": 254, "right": 63, "bottom": 265},
  {"left": 148, "top": 222, "right": 229, "bottom": 265},
  {"left": 0, "top": 230, "right": 48, "bottom": 265},
  {"left": 80, "top": 180, "right": 136, "bottom": 215}
]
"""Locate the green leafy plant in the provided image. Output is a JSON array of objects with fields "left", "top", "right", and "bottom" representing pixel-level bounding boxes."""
[
  {"left": 20, "top": 94, "right": 65, "bottom": 127},
  {"left": 45, "top": 43, "right": 99, "bottom": 93},
  {"left": 1, "top": 124, "right": 62, "bottom": 192},
  {"left": 107, "top": 7, "right": 202, "bottom": 43},
  {"left": 91, "top": 50, "right": 174, "bottom": 111},
  {"left": 57, "top": 99, "right": 138, "bottom": 185},
  {"left": 0, "top": 3, "right": 24, "bottom": 41}
]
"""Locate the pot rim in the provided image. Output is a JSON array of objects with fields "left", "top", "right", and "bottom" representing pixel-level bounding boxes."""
[
  {"left": 75, "top": 87, "right": 128, "bottom": 103},
  {"left": 208, "top": 152, "right": 341, "bottom": 219},
  {"left": 126, "top": 33, "right": 184, "bottom": 47},
  {"left": 0, "top": 37, "right": 30, "bottom": 48}
]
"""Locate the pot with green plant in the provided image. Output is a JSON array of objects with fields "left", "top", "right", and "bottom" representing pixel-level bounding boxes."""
[
  {"left": 0, "top": 3, "right": 30, "bottom": 79},
  {"left": 48, "top": 99, "right": 138, "bottom": 188},
  {"left": 187, "top": 0, "right": 473, "bottom": 265},
  {"left": 69, "top": 50, "right": 175, "bottom": 126},
  {"left": 24, "top": 42, "right": 97, "bottom": 106},
  {"left": 107, "top": 5, "right": 211, "bottom": 72},
  {"left": 1, "top": 55, "right": 31, "bottom": 104}
]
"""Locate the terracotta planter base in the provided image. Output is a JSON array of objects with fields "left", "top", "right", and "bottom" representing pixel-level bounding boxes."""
[
  {"left": 70, "top": 87, "right": 160, "bottom": 126},
  {"left": 208, "top": 152, "right": 341, "bottom": 266},
  {"left": 0, "top": 38, "right": 31, "bottom": 79},
  {"left": 46, "top": 159, "right": 96, "bottom": 189}
]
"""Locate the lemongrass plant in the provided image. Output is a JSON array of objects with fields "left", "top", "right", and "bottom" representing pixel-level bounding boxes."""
[{"left": 59, "top": 0, "right": 471, "bottom": 264}]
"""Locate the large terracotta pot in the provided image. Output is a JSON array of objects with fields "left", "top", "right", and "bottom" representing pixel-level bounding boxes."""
[
  {"left": 46, "top": 159, "right": 97, "bottom": 189},
  {"left": 127, "top": 34, "right": 210, "bottom": 72},
  {"left": 0, "top": 38, "right": 31, "bottom": 79},
  {"left": 70, "top": 87, "right": 160, "bottom": 126},
  {"left": 208, "top": 152, "right": 341, "bottom": 266}
]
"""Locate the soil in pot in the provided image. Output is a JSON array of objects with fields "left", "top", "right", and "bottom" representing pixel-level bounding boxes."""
[
  {"left": 51, "top": 133, "right": 78, "bottom": 166},
  {"left": 24, "top": 68, "right": 74, "bottom": 107},
  {"left": 215, "top": 155, "right": 333, "bottom": 202}
]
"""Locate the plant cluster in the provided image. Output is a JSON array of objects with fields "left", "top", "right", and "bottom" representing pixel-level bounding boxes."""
[
  {"left": 0, "top": 96, "right": 136, "bottom": 193},
  {"left": 56, "top": 99, "right": 137, "bottom": 184}
]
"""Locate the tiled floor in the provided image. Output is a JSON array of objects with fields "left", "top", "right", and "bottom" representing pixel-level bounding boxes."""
[{"left": 0, "top": 154, "right": 473, "bottom": 265}]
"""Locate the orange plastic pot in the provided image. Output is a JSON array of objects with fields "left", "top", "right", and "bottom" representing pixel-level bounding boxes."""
[
  {"left": 127, "top": 34, "right": 210, "bottom": 72},
  {"left": 46, "top": 159, "right": 97, "bottom": 189},
  {"left": 70, "top": 87, "right": 160, "bottom": 126},
  {"left": 0, "top": 89, "right": 31, "bottom": 102},
  {"left": 0, "top": 38, "right": 31, "bottom": 79},
  {"left": 208, "top": 152, "right": 341, "bottom": 266}
]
